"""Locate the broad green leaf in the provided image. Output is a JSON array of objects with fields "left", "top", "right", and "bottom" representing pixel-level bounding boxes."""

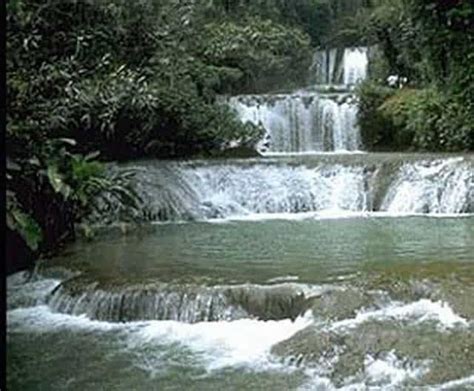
[
  {"left": 47, "top": 165, "right": 72, "bottom": 199},
  {"left": 7, "top": 208, "right": 42, "bottom": 251}
]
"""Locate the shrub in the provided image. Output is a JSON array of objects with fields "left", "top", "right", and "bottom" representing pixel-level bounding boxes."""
[
  {"left": 379, "top": 88, "right": 473, "bottom": 151},
  {"left": 201, "top": 17, "right": 312, "bottom": 93},
  {"left": 356, "top": 81, "right": 397, "bottom": 150},
  {"left": 6, "top": 138, "right": 141, "bottom": 258}
]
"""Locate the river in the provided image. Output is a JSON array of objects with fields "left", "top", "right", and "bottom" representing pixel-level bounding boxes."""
[{"left": 7, "top": 47, "right": 474, "bottom": 390}]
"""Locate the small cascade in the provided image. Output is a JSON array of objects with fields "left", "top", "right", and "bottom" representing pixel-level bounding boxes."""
[
  {"left": 48, "top": 280, "right": 242, "bottom": 323},
  {"left": 92, "top": 156, "right": 474, "bottom": 224},
  {"left": 47, "top": 278, "right": 313, "bottom": 323},
  {"left": 94, "top": 161, "right": 369, "bottom": 222}
]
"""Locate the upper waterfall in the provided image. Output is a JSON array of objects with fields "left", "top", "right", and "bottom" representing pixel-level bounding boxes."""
[
  {"left": 227, "top": 93, "right": 360, "bottom": 153},
  {"left": 343, "top": 47, "right": 369, "bottom": 85},
  {"left": 226, "top": 46, "right": 369, "bottom": 154},
  {"left": 312, "top": 47, "right": 369, "bottom": 85}
]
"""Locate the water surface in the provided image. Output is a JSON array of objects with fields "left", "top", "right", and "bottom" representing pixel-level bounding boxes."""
[{"left": 7, "top": 216, "right": 474, "bottom": 390}]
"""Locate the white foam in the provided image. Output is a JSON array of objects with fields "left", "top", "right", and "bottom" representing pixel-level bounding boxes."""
[
  {"left": 261, "top": 150, "right": 366, "bottom": 157},
  {"left": 298, "top": 373, "right": 340, "bottom": 391},
  {"left": 129, "top": 312, "right": 313, "bottom": 371},
  {"left": 298, "top": 352, "right": 428, "bottom": 390},
  {"left": 8, "top": 304, "right": 313, "bottom": 372},
  {"left": 206, "top": 210, "right": 474, "bottom": 224},
  {"left": 7, "top": 276, "right": 62, "bottom": 309},
  {"left": 364, "top": 351, "right": 429, "bottom": 387},
  {"left": 382, "top": 158, "right": 472, "bottom": 214},
  {"left": 330, "top": 299, "right": 468, "bottom": 331},
  {"left": 7, "top": 305, "right": 121, "bottom": 333},
  {"left": 427, "top": 374, "right": 474, "bottom": 390},
  {"left": 8, "top": 303, "right": 471, "bottom": 388},
  {"left": 267, "top": 275, "right": 300, "bottom": 283}
]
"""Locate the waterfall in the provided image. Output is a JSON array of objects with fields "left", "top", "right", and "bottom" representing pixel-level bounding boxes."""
[
  {"left": 227, "top": 93, "right": 361, "bottom": 153},
  {"left": 226, "top": 46, "right": 369, "bottom": 153},
  {"left": 312, "top": 48, "right": 340, "bottom": 84},
  {"left": 93, "top": 156, "right": 473, "bottom": 223},
  {"left": 321, "top": 99, "right": 360, "bottom": 151},
  {"left": 312, "top": 47, "right": 369, "bottom": 86},
  {"left": 343, "top": 47, "right": 369, "bottom": 85}
]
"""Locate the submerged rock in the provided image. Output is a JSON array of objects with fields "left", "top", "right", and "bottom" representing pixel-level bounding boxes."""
[
  {"left": 225, "top": 284, "right": 309, "bottom": 321},
  {"left": 272, "top": 319, "right": 474, "bottom": 387},
  {"left": 307, "top": 287, "right": 377, "bottom": 321}
]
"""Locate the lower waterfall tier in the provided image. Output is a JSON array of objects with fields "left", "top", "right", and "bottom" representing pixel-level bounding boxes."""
[{"left": 93, "top": 154, "right": 473, "bottom": 224}]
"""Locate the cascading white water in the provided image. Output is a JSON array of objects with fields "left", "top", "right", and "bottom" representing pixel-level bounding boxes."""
[
  {"left": 226, "top": 46, "right": 369, "bottom": 153},
  {"left": 312, "top": 48, "right": 339, "bottom": 84},
  {"left": 98, "top": 156, "right": 473, "bottom": 223},
  {"left": 343, "top": 47, "right": 369, "bottom": 85},
  {"left": 321, "top": 99, "right": 360, "bottom": 151},
  {"left": 118, "top": 162, "right": 369, "bottom": 221},
  {"left": 381, "top": 158, "right": 474, "bottom": 214},
  {"left": 312, "top": 47, "right": 369, "bottom": 86},
  {"left": 227, "top": 94, "right": 361, "bottom": 153},
  {"left": 186, "top": 164, "right": 368, "bottom": 216}
]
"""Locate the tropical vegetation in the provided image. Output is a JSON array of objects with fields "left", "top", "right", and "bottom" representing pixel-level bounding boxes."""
[
  {"left": 6, "top": 0, "right": 473, "bottom": 272},
  {"left": 354, "top": 0, "right": 473, "bottom": 151}
]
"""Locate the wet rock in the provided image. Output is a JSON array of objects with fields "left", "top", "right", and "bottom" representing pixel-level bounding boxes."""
[
  {"left": 47, "top": 277, "right": 313, "bottom": 323},
  {"left": 214, "top": 146, "right": 262, "bottom": 159},
  {"left": 271, "top": 325, "right": 365, "bottom": 385},
  {"left": 225, "top": 284, "right": 309, "bottom": 321},
  {"left": 307, "top": 287, "right": 376, "bottom": 321},
  {"left": 272, "top": 320, "right": 474, "bottom": 387}
]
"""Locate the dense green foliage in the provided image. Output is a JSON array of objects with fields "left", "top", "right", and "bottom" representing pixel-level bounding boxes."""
[
  {"left": 6, "top": 0, "right": 318, "bottom": 269},
  {"left": 355, "top": 0, "right": 474, "bottom": 151},
  {"left": 359, "top": 83, "right": 473, "bottom": 151},
  {"left": 202, "top": 0, "right": 372, "bottom": 47},
  {"left": 6, "top": 0, "right": 275, "bottom": 161},
  {"left": 6, "top": 136, "right": 141, "bottom": 272},
  {"left": 6, "top": 0, "right": 474, "bottom": 272},
  {"left": 202, "top": 18, "right": 311, "bottom": 93}
]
